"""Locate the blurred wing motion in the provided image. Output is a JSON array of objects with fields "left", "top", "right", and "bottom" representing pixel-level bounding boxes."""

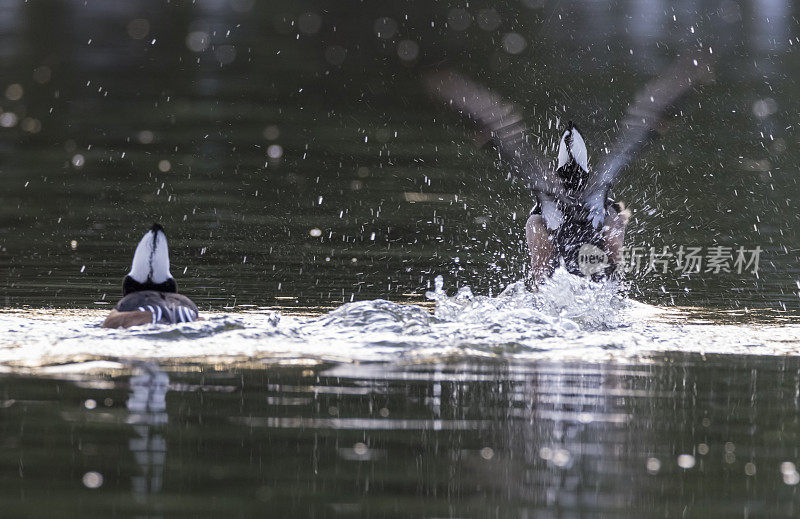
[
  {"left": 424, "top": 70, "right": 567, "bottom": 201},
  {"left": 586, "top": 55, "right": 714, "bottom": 199}
]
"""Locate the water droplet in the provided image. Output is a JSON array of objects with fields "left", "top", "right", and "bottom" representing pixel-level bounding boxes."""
[
  {"left": 186, "top": 31, "right": 210, "bottom": 52},
  {"left": 82, "top": 471, "right": 103, "bottom": 489},
  {"left": 353, "top": 442, "right": 368, "bottom": 456},
  {"left": 5, "top": 83, "right": 23, "bottom": 101},
  {"left": 298, "top": 12, "right": 322, "bottom": 34},
  {"left": 263, "top": 125, "right": 280, "bottom": 140},
  {"left": 502, "top": 32, "right": 527, "bottom": 54},
  {"left": 0, "top": 112, "right": 18, "bottom": 127},
  {"left": 137, "top": 130, "right": 154, "bottom": 144},
  {"left": 373, "top": 17, "right": 398, "bottom": 39},
  {"left": 447, "top": 8, "right": 471, "bottom": 31},
  {"left": 397, "top": 40, "right": 419, "bottom": 61},
  {"left": 215, "top": 45, "right": 237, "bottom": 64},
  {"left": 677, "top": 454, "right": 695, "bottom": 469},
  {"left": 127, "top": 18, "right": 150, "bottom": 40},
  {"left": 324, "top": 45, "right": 347, "bottom": 66},
  {"left": 476, "top": 8, "right": 501, "bottom": 31},
  {"left": 551, "top": 449, "right": 571, "bottom": 468}
]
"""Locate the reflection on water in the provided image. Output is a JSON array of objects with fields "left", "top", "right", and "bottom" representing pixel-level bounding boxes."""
[
  {"left": 127, "top": 363, "right": 168, "bottom": 515},
  {"left": 2, "top": 356, "right": 800, "bottom": 516}
]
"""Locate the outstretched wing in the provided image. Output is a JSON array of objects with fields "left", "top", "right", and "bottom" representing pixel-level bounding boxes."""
[
  {"left": 424, "top": 70, "right": 567, "bottom": 201},
  {"left": 585, "top": 55, "right": 714, "bottom": 199}
]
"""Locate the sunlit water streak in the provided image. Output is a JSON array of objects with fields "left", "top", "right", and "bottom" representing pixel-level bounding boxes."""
[{"left": 3, "top": 270, "right": 800, "bottom": 372}]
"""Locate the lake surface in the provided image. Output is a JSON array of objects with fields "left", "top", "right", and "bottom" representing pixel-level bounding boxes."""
[
  {"left": 2, "top": 0, "right": 800, "bottom": 516},
  {"left": 4, "top": 353, "right": 800, "bottom": 517}
]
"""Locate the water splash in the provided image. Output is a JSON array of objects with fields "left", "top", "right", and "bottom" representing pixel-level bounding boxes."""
[
  {"left": 314, "top": 299, "right": 432, "bottom": 335},
  {"left": 2, "top": 272, "right": 800, "bottom": 370},
  {"left": 426, "top": 270, "right": 630, "bottom": 331}
]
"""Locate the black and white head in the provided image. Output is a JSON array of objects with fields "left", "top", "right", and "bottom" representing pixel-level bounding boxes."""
[
  {"left": 122, "top": 223, "right": 176, "bottom": 295},
  {"left": 556, "top": 121, "right": 589, "bottom": 191}
]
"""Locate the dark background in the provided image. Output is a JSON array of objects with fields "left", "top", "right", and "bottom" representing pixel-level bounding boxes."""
[{"left": 1, "top": 0, "right": 798, "bottom": 311}]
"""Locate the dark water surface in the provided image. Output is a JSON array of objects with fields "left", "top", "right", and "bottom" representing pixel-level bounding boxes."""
[
  {"left": 2, "top": 355, "right": 800, "bottom": 518},
  {"left": 1, "top": 0, "right": 799, "bottom": 310}
]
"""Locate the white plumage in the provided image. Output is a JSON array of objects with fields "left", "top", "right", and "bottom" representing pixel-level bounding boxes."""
[
  {"left": 557, "top": 130, "right": 570, "bottom": 170},
  {"left": 128, "top": 228, "right": 172, "bottom": 284},
  {"left": 539, "top": 195, "right": 565, "bottom": 231},
  {"left": 569, "top": 128, "right": 588, "bottom": 173},
  {"left": 584, "top": 190, "right": 606, "bottom": 229},
  {"left": 557, "top": 127, "right": 588, "bottom": 173}
]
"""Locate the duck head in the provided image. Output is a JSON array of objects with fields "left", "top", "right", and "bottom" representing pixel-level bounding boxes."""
[
  {"left": 122, "top": 223, "right": 177, "bottom": 295},
  {"left": 556, "top": 121, "right": 589, "bottom": 191}
]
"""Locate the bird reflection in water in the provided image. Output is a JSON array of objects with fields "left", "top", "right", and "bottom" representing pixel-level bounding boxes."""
[{"left": 126, "top": 362, "right": 169, "bottom": 512}]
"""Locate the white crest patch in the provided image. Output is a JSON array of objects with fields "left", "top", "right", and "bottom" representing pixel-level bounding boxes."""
[
  {"left": 569, "top": 128, "right": 589, "bottom": 173},
  {"left": 557, "top": 127, "right": 589, "bottom": 173},
  {"left": 557, "top": 130, "right": 570, "bottom": 170},
  {"left": 128, "top": 228, "right": 172, "bottom": 284}
]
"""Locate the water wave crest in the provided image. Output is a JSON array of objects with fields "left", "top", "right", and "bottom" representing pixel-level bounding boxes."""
[
  {"left": 426, "top": 270, "right": 630, "bottom": 331},
  {"left": 3, "top": 270, "right": 800, "bottom": 370}
]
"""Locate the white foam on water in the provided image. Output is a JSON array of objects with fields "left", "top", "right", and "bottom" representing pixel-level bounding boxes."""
[{"left": 2, "top": 270, "right": 800, "bottom": 371}]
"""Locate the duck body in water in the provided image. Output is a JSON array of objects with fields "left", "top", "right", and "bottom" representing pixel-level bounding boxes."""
[
  {"left": 526, "top": 120, "right": 629, "bottom": 280},
  {"left": 103, "top": 224, "right": 199, "bottom": 328},
  {"left": 425, "top": 56, "right": 712, "bottom": 282}
]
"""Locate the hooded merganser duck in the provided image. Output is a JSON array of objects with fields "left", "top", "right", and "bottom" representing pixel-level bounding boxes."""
[
  {"left": 102, "top": 223, "right": 199, "bottom": 328},
  {"left": 425, "top": 56, "right": 712, "bottom": 282}
]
